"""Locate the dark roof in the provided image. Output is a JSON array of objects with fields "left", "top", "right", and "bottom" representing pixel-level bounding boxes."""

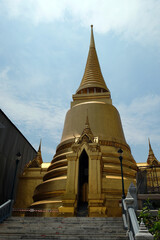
[{"left": 0, "top": 109, "right": 37, "bottom": 153}]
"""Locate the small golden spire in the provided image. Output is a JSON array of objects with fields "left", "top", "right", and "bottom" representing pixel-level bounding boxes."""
[
  {"left": 147, "top": 138, "right": 158, "bottom": 165},
  {"left": 85, "top": 115, "right": 89, "bottom": 129},
  {"left": 36, "top": 139, "right": 43, "bottom": 165},
  {"left": 38, "top": 139, "right": 42, "bottom": 153},
  {"left": 26, "top": 140, "right": 43, "bottom": 168},
  {"left": 148, "top": 138, "right": 153, "bottom": 155},
  {"left": 85, "top": 110, "right": 89, "bottom": 126},
  {"left": 79, "top": 113, "right": 94, "bottom": 143}
]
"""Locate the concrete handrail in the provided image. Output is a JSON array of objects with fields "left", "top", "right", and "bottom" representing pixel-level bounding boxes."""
[
  {"left": 122, "top": 188, "right": 154, "bottom": 240},
  {"left": 0, "top": 199, "right": 13, "bottom": 223},
  {"left": 128, "top": 207, "right": 139, "bottom": 236}
]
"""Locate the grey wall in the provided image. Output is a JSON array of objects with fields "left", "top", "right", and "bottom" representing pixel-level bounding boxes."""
[{"left": 0, "top": 110, "right": 37, "bottom": 204}]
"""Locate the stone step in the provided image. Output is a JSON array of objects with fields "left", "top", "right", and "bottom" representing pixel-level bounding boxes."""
[
  {"left": 6, "top": 217, "right": 124, "bottom": 222},
  {"left": 0, "top": 230, "right": 126, "bottom": 234},
  {"left": 0, "top": 235, "right": 127, "bottom": 240},
  {"left": 3, "top": 219, "right": 125, "bottom": 226},
  {"left": 1, "top": 222, "right": 124, "bottom": 227}
]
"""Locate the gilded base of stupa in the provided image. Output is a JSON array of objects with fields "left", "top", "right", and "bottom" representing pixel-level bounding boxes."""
[
  {"left": 31, "top": 143, "right": 136, "bottom": 217},
  {"left": 31, "top": 112, "right": 137, "bottom": 217}
]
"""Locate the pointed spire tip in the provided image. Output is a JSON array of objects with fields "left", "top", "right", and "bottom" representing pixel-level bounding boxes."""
[
  {"left": 38, "top": 139, "right": 42, "bottom": 152},
  {"left": 148, "top": 138, "right": 151, "bottom": 150},
  {"left": 90, "top": 24, "right": 95, "bottom": 48}
]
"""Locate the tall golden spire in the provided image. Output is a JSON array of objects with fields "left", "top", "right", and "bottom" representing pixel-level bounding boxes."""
[
  {"left": 76, "top": 25, "right": 109, "bottom": 93},
  {"left": 147, "top": 138, "right": 158, "bottom": 165}
]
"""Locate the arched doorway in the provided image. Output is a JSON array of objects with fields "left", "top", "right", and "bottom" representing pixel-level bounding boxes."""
[{"left": 77, "top": 149, "right": 89, "bottom": 216}]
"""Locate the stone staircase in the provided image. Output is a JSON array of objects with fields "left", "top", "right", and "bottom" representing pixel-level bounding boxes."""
[{"left": 0, "top": 217, "right": 128, "bottom": 240}]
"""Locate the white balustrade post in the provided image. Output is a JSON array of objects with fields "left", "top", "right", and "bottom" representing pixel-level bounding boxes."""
[
  {"left": 135, "top": 219, "right": 154, "bottom": 240},
  {"left": 124, "top": 191, "right": 135, "bottom": 232}
]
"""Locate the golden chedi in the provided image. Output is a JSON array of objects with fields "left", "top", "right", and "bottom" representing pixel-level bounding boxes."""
[
  {"left": 31, "top": 25, "right": 137, "bottom": 217},
  {"left": 14, "top": 141, "right": 50, "bottom": 212}
]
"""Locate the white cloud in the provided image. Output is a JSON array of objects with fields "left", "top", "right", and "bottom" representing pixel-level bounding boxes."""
[
  {"left": 1, "top": 93, "right": 67, "bottom": 142},
  {"left": 116, "top": 95, "right": 160, "bottom": 145},
  {"left": 0, "top": 0, "right": 67, "bottom": 22},
  {"left": 0, "top": 66, "right": 10, "bottom": 80},
  {"left": 0, "top": 67, "right": 68, "bottom": 144},
  {"left": 0, "top": 0, "right": 160, "bottom": 45}
]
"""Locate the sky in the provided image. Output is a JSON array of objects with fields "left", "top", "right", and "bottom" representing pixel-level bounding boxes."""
[{"left": 0, "top": 0, "right": 160, "bottom": 163}]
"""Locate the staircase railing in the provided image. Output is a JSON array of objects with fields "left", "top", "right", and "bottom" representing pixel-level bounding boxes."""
[
  {"left": 0, "top": 200, "right": 13, "bottom": 223},
  {"left": 122, "top": 197, "right": 139, "bottom": 240},
  {"left": 122, "top": 189, "right": 154, "bottom": 240}
]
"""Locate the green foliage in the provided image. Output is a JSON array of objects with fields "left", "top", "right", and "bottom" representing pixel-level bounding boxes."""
[{"left": 138, "top": 199, "right": 160, "bottom": 240}]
